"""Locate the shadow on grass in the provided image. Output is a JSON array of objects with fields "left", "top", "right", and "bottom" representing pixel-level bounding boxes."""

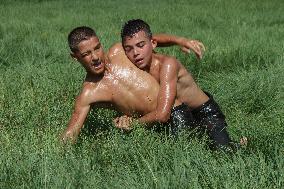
[{"left": 79, "top": 108, "right": 119, "bottom": 140}]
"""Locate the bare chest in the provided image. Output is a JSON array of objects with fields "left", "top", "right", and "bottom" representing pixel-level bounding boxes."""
[{"left": 102, "top": 70, "right": 158, "bottom": 114}]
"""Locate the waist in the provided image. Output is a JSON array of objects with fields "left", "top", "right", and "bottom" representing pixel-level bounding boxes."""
[{"left": 172, "top": 91, "right": 213, "bottom": 112}]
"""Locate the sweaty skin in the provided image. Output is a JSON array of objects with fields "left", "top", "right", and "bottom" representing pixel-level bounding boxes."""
[
  {"left": 123, "top": 31, "right": 209, "bottom": 124},
  {"left": 62, "top": 38, "right": 160, "bottom": 141},
  {"left": 62, "top": 31, "right": 204, "bottom": 142},
  {"left": 119, "top": 23, "right": 248, "bottom": 148}
]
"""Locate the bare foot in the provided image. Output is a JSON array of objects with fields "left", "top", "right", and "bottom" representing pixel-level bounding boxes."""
[{"left": 240, "top": 136, "right": 248, "bottom": 147}]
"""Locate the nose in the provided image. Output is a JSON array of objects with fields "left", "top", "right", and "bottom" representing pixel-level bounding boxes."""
[
  {"left": 91, "top": 51, "right": 99, "bottom": 61},
  {"left": 133, "top": 47, "right": 139, "bottom": 57}
]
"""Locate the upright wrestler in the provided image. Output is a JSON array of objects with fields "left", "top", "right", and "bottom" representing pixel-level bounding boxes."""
[
  {"left": 61, "top": 26, "right": 204, "bottom": 142},
  {"left": 120, "top": 19, "right": 245, "bottom": 149}
]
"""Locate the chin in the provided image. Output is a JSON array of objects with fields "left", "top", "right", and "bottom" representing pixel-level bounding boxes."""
[
  {"left": 138, "top": 64, "right": 148, "bottom": 70},
  {"left": 96, "top": 68, "right": 105, "bottom": 75},
  {"left": 134, "top": 62, "right": 144, "bottom": 68},
  {"left": 90, "top": 67, "right": 105, "bottom": 75}
]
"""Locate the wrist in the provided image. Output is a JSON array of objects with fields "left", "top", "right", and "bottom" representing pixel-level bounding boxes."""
[{"left": 176, "top": 37, "right": 187, "bottom": 46}]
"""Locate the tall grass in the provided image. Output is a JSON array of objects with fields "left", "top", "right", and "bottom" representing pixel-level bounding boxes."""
[{"left": 0, "top": 0, "right": 283, "bottom": 188}]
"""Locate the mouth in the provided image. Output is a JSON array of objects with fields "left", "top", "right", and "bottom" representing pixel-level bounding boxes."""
[
  {"left": 135, "top": 58, "right": 144, "bottom": 64},
  {"left": 92, "top": 60, "right": 103, "bottom": 69}
]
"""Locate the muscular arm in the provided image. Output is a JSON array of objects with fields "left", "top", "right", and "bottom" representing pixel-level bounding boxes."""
[
  {"left": 61, "top": 94, "right": 91, "bottom": 143},
  {"left": 153, "top": 33, "right": 186, "bottom": 47},
  {"left": 153, "top": 33, "right": 205, "bottom": 59},
  {"left": 138, "top": 58, "right": 178, "bottom": 124},
  {"left": 108, "top": 34, "right": 204, "bottom": 59}
]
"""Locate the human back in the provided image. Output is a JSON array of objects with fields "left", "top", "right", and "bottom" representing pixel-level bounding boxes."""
[
  {"left": 149, "top": 52, "right": 209, "bottom": 109},
  {"left": 174, "top": 60, "right": 209, "bottom": 109}
]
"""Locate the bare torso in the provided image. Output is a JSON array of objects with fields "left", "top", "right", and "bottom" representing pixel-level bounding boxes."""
[
  {"left": 151, "top": 53, "right": 209, "bottom": 109},
  {"left": 82, "top": 43, "right": 160, "bottom": 116}
]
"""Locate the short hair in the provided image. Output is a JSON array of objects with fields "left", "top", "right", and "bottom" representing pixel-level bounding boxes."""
[
  {"left": 68, "top": 26, "right": 97, "bottom": 52},
  {"left": 121, "top": 19, "right": 152, "bottom": 42}
]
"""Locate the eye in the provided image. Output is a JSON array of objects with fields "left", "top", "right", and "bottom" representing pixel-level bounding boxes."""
[
  {"left": 82, "top": 51, "right": 91, "bottom": 57},
  {"left": 94, "top": 44, "right": 101, "bottom": 51},
  {"left": 124, "top": 46, "right": 132, "bottom": 53},
  {"left": 137, "top": 42, "right": 145, "bottom": 48}
]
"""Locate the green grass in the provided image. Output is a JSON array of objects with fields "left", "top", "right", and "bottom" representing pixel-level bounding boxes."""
[{"left": 0, "top": 0, "right": 283, "bottom": 188}]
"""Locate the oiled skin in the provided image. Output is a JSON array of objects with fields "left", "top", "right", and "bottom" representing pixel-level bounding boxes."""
[
  {"left": 62, "top": 40, "right": 161, "bottom": 141},
  {"left": 123, "top": 31, "right": 208, "bottom": 124},
  {"left": 62, "top": 32, "right": 205, "bottom": 141}
]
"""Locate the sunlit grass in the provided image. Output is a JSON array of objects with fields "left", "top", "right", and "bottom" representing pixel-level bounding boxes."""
[{"left": 0, "top": 0, "right": 283, "bottom": 188}]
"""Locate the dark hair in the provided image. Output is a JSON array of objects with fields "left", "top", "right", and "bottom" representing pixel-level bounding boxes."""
[
  {"left": 68, "top": 26, "right": 97, "bottom": 52},
  {"left": 121, "top": 19, "right": 152, "bottom": 42}
]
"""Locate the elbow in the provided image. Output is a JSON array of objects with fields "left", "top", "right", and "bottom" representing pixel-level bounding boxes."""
[{"left": 156, "top": 113, "right": 171, "bottom": 123}]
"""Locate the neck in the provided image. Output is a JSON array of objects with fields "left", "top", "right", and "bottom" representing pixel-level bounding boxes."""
[
  {"left": 143, "top": 55, "right": 156, "bottom": 73},
  {"left": 86, "top": 72, "right": 104, "bottom": 82},
  {"left": 142, "top": 57, "right": 153, "bottom": 73},
  {"left": 142, "top": 65, "right": 150, "bottom": 73}
]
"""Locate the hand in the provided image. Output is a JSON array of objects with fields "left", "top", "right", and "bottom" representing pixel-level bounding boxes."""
[
  {"left": 113, "top": 115, "right": 133, "bottom": 132},
  {"left": 179, "top": 38, "right": 205, "bottom": 59},
  {"left": 60, "top": 130, "right": 76, "bottom": 144}
]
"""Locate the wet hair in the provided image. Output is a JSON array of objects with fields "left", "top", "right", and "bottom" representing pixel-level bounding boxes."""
[
  {"left": 68, "top": 26, "right": 97, "bottom": 52},
  {"left": 121, "top": 19, "right": 152, "bottom": 42}
]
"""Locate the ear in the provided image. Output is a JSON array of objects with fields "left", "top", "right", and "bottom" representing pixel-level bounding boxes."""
[
  {"left": 70, "top": 52, "right": 78, "bottom": 62},
  {"left": 151, "top": 38, "right": 157, "bottom": 49}
]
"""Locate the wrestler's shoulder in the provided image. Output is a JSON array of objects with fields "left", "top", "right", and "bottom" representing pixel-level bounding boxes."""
[
  {"left": 107, "top": 42, "right": 124, "bottom": 57},
  {"left": 81, "top": 81, "right": 102, "bottom": 96},
  {"left": 79, "top": 81, "right": 111, "bottom": 103},
  {"left": 155, "top": 53, "right": 178, "bottom": 63},
  {"left": 155, "top": 53, "right": 180, "bottom": 69}
]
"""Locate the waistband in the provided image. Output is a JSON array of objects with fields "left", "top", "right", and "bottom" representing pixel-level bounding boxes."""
[
  {"left": 171, "top": 103, "right": 189, "bottom": 112},
  {"left": 191, "top": 91, "right": 215, "bottom": 113}
]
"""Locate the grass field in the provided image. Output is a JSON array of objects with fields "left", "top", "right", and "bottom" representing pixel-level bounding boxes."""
[{"left": 0, "top": 0, "right": 283, "bottom": 188}]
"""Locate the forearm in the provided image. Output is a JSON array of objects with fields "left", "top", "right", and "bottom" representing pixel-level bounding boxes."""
[
  {"left": 154, "top": 34, "right": 205, "bottom": 59},
  {"left": 138, "top": 110, "right": 169, "bottom": 126},
  {"left": 62, "top": 112, "right": 86, "bottom": 143},
  {"left": 64, "top": 123, "right": 82, "bottom": 138},
  {"left": 138, "top": 112, "right": 158, "bottom": 124},
  {"left": 153, "top": 33, "right": 187, "bottom": 47}
]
